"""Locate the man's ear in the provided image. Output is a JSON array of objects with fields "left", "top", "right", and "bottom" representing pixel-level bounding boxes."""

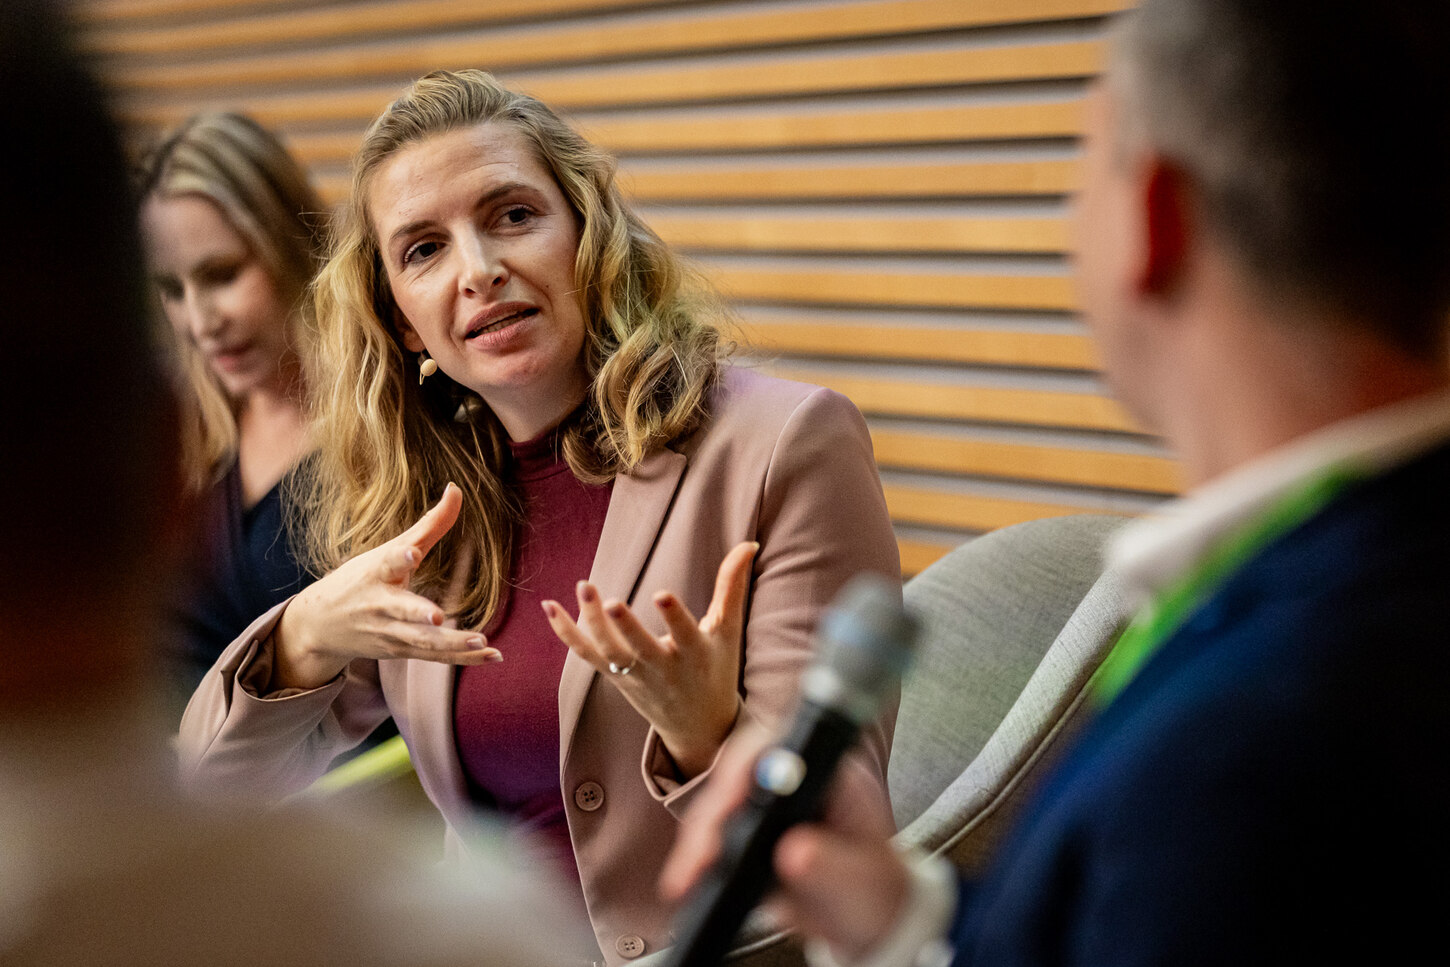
[
  {"left": 1134, "top": 156, "right": 1194, "bottom": 297},
  {"left": 391, "top": 305, "right": 426, "bottom": 353}
]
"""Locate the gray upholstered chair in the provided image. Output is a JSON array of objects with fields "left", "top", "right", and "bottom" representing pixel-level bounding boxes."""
[
  {"left": 890, "top": 513, "right": 1131, "bottom": 875},
  {"left": 640, "top": 513, "right": 1132, "bottom": 966}
]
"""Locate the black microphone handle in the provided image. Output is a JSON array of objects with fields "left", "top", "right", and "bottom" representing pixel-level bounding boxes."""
[{"left": 664, "top": 703, "right": 859, "bottom": 967}]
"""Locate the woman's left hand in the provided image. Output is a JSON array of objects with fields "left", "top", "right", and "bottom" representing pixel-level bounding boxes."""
[{"left": 542, "top": 541, "right": 758, "bottom": 780}]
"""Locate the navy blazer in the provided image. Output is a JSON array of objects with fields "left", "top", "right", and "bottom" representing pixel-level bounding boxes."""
[{"left": 948, "top": 441, "right": 1450, "bottom": 965}]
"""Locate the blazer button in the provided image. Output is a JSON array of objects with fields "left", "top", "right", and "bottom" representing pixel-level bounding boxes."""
[
  {"left": 615, "top": 935, "right": 646, "bottom": 959},
  {"left": 574, "top": 781, "right": 605, "bottom": 812}
]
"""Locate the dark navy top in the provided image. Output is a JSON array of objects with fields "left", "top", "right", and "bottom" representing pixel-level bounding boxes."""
[{"left": 164, "top": 461, "right": 311, "bottom": 711}]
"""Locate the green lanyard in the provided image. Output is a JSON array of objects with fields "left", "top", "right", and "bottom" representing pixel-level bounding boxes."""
[{"left": 1091, "top": 464, "right": 1361, "bottom": 709}]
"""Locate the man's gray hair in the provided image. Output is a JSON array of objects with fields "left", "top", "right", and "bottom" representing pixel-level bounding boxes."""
[{"left": 1108, "top": 0, "right": 1450, "bottom": 353}]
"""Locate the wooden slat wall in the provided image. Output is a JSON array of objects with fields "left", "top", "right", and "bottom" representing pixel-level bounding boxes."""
[{"left": 76, "top": 0, "right": 1173, "bottom": 575}]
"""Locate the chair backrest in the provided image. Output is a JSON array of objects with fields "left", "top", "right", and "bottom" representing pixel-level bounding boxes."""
[{"left": 890, "top": 513, "right": 1131, "bottom": 873}]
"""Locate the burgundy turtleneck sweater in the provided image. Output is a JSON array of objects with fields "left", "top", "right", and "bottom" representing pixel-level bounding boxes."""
[{"left": 452, "top": 431, "right": 613, "bottom": 887}]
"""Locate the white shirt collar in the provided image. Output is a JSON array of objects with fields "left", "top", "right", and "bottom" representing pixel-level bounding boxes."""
[{"left": 1106, "top": 389, "right": 1450, "bottom": 609}]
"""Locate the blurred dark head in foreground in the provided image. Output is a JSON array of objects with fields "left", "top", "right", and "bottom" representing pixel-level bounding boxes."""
[{"left": 0, "top": 0, "right": 180, "bottom": 706}]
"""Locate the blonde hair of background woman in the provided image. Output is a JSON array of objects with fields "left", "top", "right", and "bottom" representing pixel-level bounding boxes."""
[
  {"left": 301, "top": 69, "right": 727, "bottom": 631},
  {"left": 138, "top": 112, "right": 326, "bottom": 490}
]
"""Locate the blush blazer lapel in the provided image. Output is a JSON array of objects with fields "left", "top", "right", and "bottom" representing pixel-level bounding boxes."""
[
  {"left": 558, "top": 445, "right": 688, "bottom": 767},
  {"left": 393, "top": 657, "right": 471, "bottom": 823}
]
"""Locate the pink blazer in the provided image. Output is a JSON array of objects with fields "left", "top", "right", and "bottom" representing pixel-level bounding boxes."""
[{"left": 178, "top": 366, "right": 901, "bottom": 964}]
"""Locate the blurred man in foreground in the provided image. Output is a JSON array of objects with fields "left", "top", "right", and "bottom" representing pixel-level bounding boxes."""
[
  {"left": 665, "top": 1, "right": 1450, "bottom": 963},
  {"left": 0, "top": 3, "right": 582, "bottom": 963}
]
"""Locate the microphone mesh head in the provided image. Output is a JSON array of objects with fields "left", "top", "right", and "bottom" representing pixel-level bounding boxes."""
[{"left": 803, "top": 573, "right": 919, "bottom": 721}]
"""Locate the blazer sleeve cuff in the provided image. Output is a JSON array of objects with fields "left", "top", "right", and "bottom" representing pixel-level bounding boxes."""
[
  {"left": 227, "top": 602, "right": 349, "bottom": 736},
  {"left": 177, "top": 598, "right": 349, "bottom": 796},
  {"left": 192, "top": 596, "right": 344, "bottom": 704},
  {"left": 641, "top": 698, "right": 754, "bottom": 817}
]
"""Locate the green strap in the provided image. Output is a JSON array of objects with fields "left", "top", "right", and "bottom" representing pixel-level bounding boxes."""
[
  {"left": 307, "top": 734, "right": 414, "bottom": 795},
  {"left": 1091, "top": 465, "right": 1361, "bottom": 709}
]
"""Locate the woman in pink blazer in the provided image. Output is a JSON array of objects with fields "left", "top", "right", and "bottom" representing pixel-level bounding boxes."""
[{"left": 179, "top": 69, "right": 898, "bottom": 966}]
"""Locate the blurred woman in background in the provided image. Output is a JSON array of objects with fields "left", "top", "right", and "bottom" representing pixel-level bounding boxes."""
[{"left": 137, "top": 113, "right": 322, "bottom": 708}]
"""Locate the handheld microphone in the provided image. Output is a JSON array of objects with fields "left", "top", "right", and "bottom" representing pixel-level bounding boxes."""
[{"left": 663, "top": 573, "right": 919, "bottom": 967}]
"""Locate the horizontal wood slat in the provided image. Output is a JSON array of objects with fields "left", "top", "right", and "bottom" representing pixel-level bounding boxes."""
[
  {"left": 80, "top": 0, "right": 680, "bottom": 53},
  {"left": 580, "top": 101, "right": 1083, "bottom": 153},
  {"left": 119, "top": 89, "right": 390, "bottom": 131},
  {"left": 280, "top": 130, "right": 379, "bottom": 168},
  {"left": 898, "top": 536, "right": 956, "bottom": 576},
  {"left": 312, "top": 173, "right": 351, "bottom": 208},
  {"left": 511, "top": 40, "right": 1103, "bottom": 110},
  {"left": 734, "top": 314, "right": 1097, "bottom": 369},
  {"left": 884, "top": 483, "right": 1119, "bottom": 532},
  {"left": 621, "top": 160, "right": 1079, "bottom": 202},
  {"left": 870, "top": 427, "right": 1180, "bottom": 492},
  {"left": 652, "top": 213, "right": 1068, "bottom": 254},
  {"left": 710, "top": 265, "right": 1077, "bottom": 312},
  {"left": 72, "top": 0, "right": 301, "bottom": 25},
  {"left": 165, "top": 100, "right": 1084, "bottom": 166},
  {"left": 766, "top": 367, "right": 1138, "bottom": 432}
]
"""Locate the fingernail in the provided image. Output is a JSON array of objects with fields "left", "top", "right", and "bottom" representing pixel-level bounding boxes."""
[
  {"left": 541, "top": 601, "right": 559, "bottom": 618},
  {"left": 749, "top": 541, "right": 761, "bottom": 554},
  {"left": 484, "top": 650, "right": 504, "bottom": 663},
  {"left": 578, "top": 582, "right": 597, "bottom": 603},
  {"left": 404, "top": 549, "right": 418, "bottom": 565},
  {"left": 654, "top": 592, "right": 675, "bottom": 609},
  {"left": 605, "top": 601, "right": 627, "bottom": 619},
  {"left": 466, "top": 636, "right": 486, "bottom": 648},
  {"left": 431, "top": 611, "right": 444, "bottom": 626}
]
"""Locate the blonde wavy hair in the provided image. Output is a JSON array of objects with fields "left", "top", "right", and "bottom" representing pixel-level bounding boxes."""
[
  {"left": 137, "top": 112, "right": 326, "bottom": 490},
  {"left": 301, "top": 69, "right": 726, "bottom": 630}
]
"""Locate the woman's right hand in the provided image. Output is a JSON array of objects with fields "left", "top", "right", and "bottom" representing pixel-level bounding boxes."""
[{"left": 269, "top": 483, "right": 500, "bottom": 691}]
